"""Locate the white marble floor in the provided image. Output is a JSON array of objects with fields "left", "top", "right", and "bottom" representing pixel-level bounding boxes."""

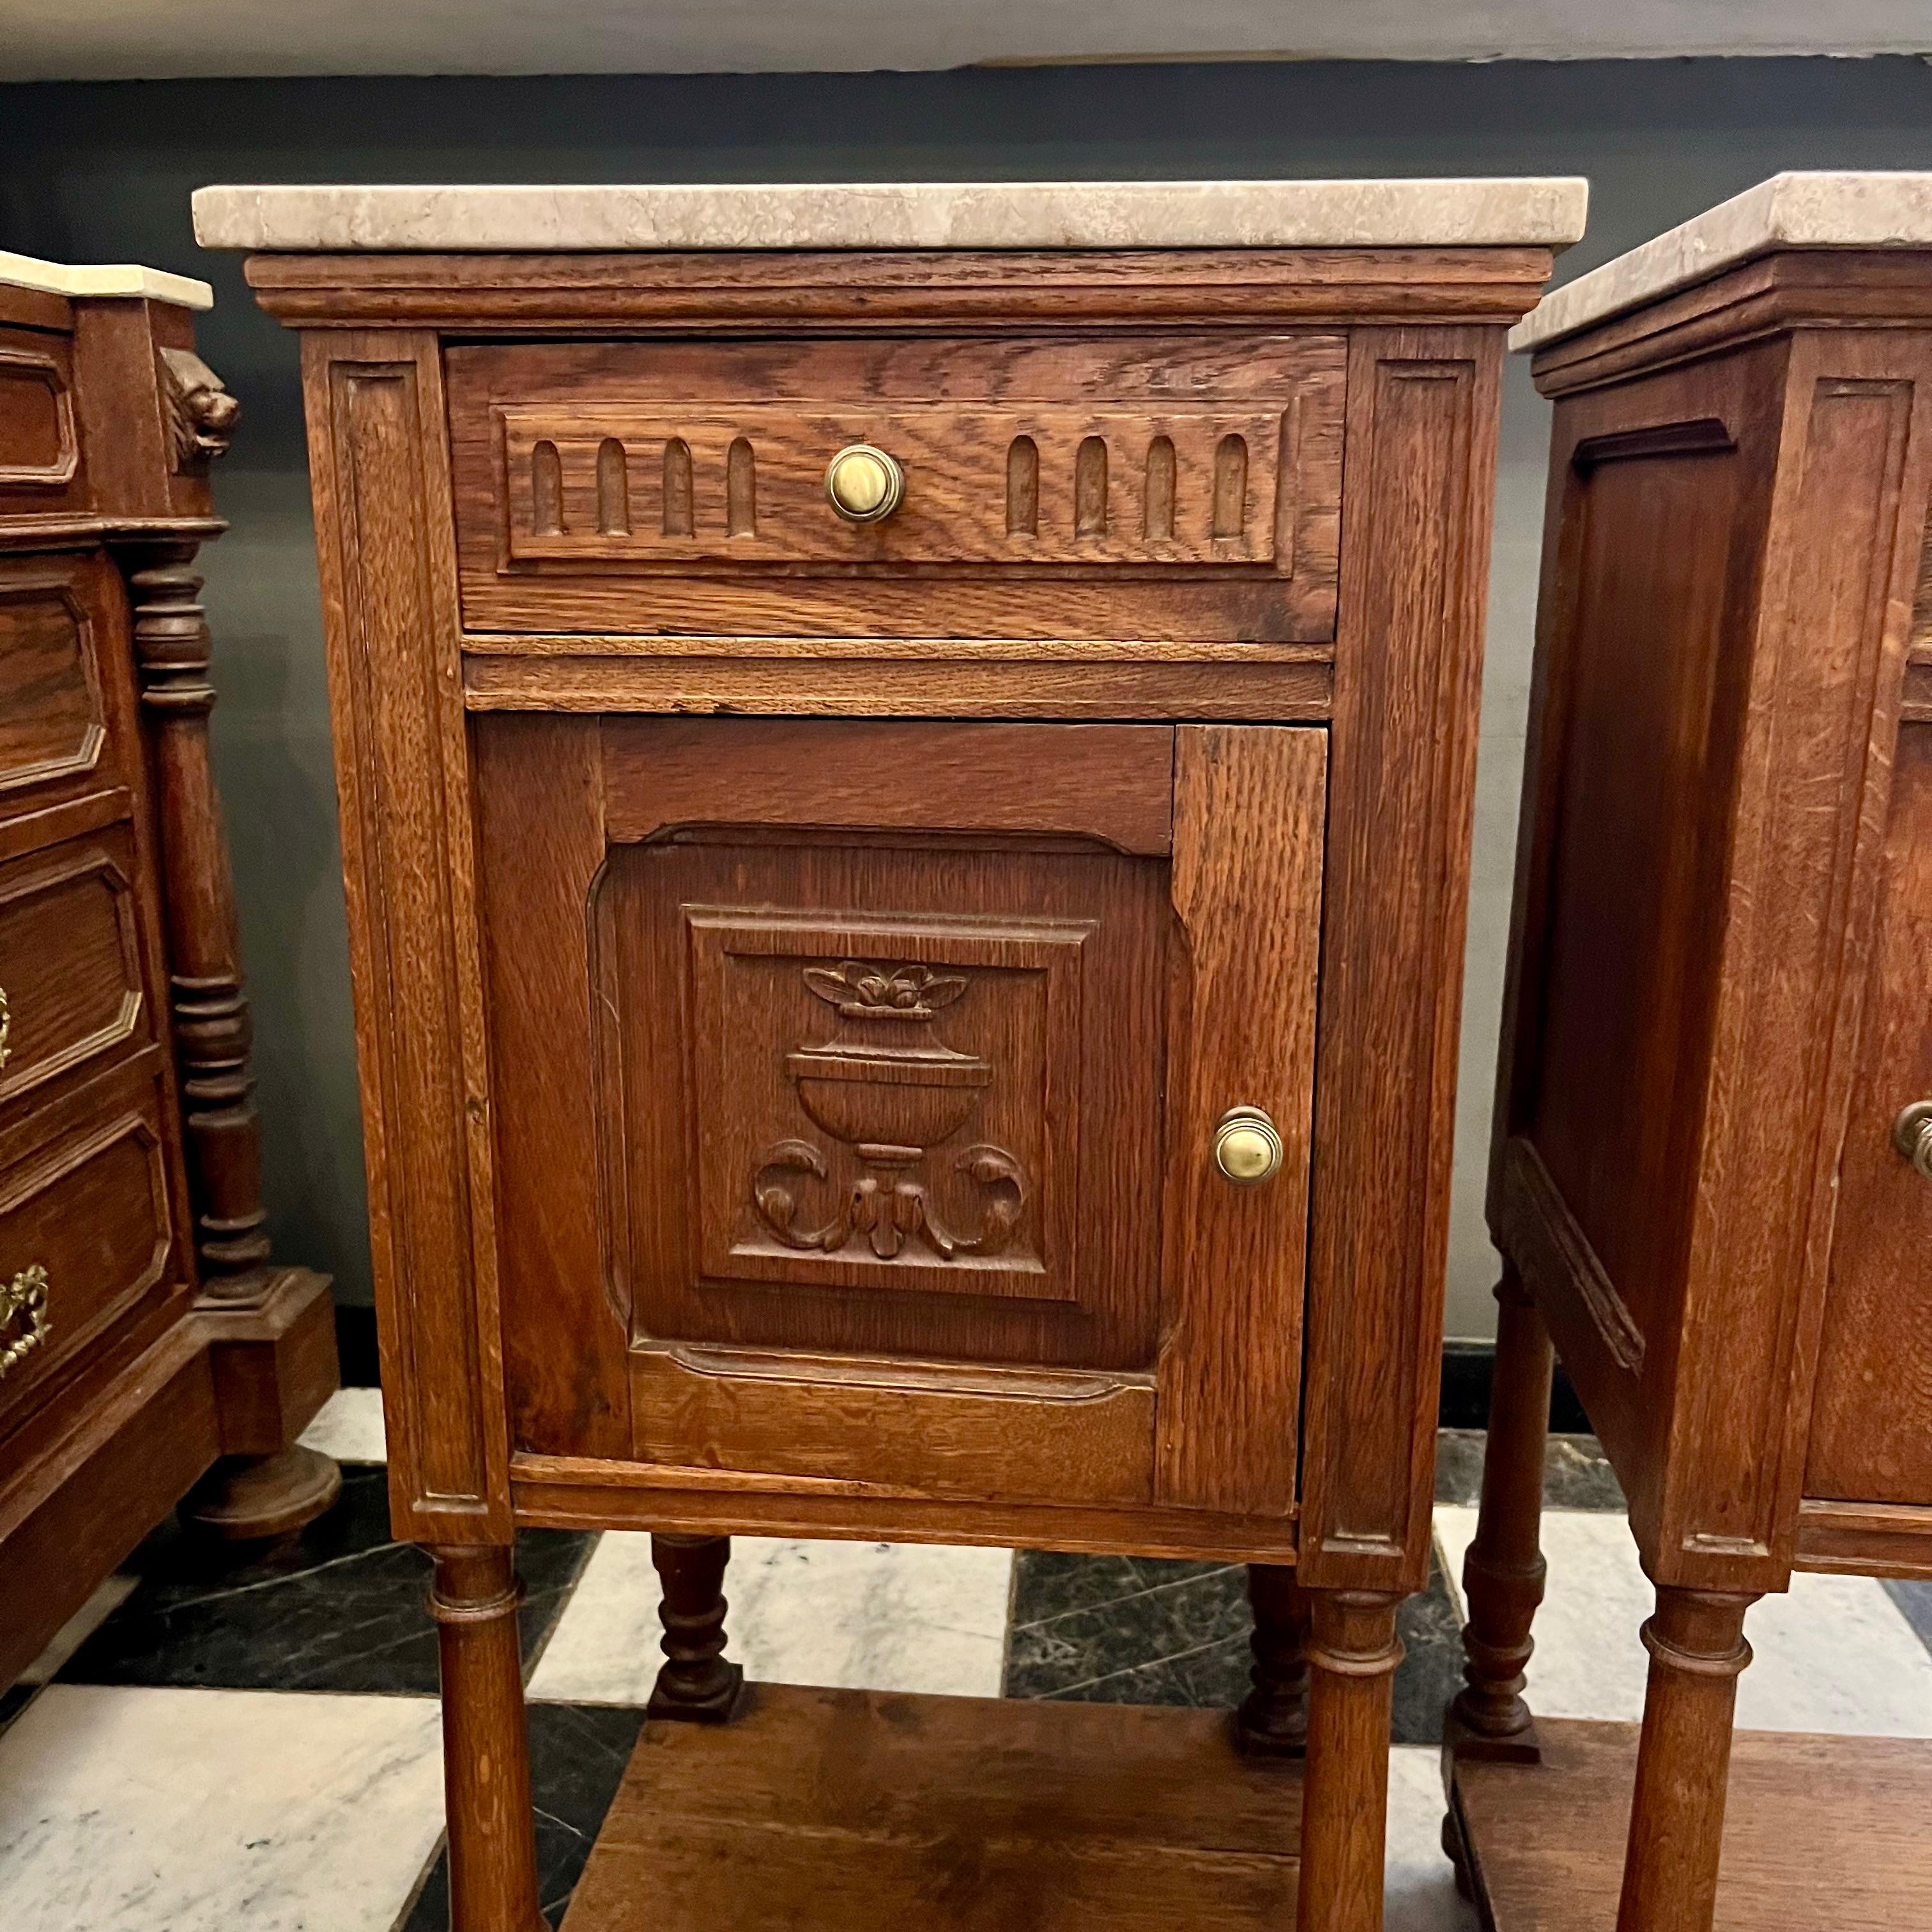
[{"left": 2, "top": 1388, "right": 1927, "bottom": 1932}]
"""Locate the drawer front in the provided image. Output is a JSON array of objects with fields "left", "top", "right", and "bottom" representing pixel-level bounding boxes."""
[
  {"left": 0, "top": 1075, "right": 180, "bottom": 1429},
  {"left": 477, "top": 715, "right": 1325, "bottom": 1517},
  {"left": 449, "top": 334, "right": 1345, "bottom": 641},
  {"left": 0, "top": 556, "right": 128, "bottom": 819},
  {"left": 0, "top": 322, "right": 85, "bottom": 517},
  {"left": 0, "top": 827, "right": 153, "bottom": 1121},
  {"left": 1806, "top": 721, "right": 1932, "bottom": 1508}
]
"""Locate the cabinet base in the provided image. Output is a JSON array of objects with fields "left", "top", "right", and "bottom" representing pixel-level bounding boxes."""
[
  {"left": 180, "top": 1445, "right": 343, "bottom": 1540},
  {"left": 561, "top": 1682, "right": 1304, "bottom": 1929},
  {"left": 1448, "top": 1717, "right": 1932, "bottom": 1930}
]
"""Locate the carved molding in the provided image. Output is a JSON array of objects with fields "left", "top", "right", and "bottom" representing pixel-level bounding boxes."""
[
  {"left": 753, "top": 1137, "right": 1027, "bottom": 1262},
  {"left": 158, "top": 346, "right": 240, "bottom": 468}
]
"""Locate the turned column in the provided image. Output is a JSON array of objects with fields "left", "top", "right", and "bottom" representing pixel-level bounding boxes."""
[
  {"left": 427, "top": 1547, "right": 545, "bottom": 1932},
  {"left": 1297, "top": 1589, "right": 1404, "bottom": 1932},
  {"left": 1450, "top": 1265, "right": 1555, "bottom": 1758},
  {"left": 1236, "top": 1563, "right": 1312, "bottom": 1757},
  {"left": 121, "top": 539, "right": 340, "bottom": 1536},
  {"left": 648, "top": 1532, "right": 746, "bottom": 1722},
  {"left": 123, "top": 540, "right": 275, "bottom": 1298},
  {"left": 1616, "top": 1586, "right": 1758, "bottom": 1932}
]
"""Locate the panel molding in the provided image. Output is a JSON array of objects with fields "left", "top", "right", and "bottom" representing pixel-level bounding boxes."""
[
  {"left": 1299, "top": 328, "right": 1499, "bottom": 1590},
  {"left": 302, "top": 331, "right": 509, "bottom": 1537},
  {"left": 630, "top": 1341, "right": 1154, "bottom": 1506}
]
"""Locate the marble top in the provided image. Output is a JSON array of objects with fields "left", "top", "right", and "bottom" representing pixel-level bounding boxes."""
[
  {"left": 0, "top": 249, "right": 212, "bottom": 310},
  {"left": 190, "top": 179, "right": 1588, "bottom": 254},
  {"left": 1514, "top": 171, "right": 1932, "bottom": 351}
]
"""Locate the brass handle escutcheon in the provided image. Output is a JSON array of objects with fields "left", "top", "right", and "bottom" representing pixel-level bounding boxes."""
[
  {"left": 1892, "top": 1101, "right": 1932, "bottom": 1180},
  {"left": 1214, "top": 1105, "right": 1284, "bottom": 1186},
  {"left": 0, "top": 1264, "right": 49, "bottom": 1379},
  {"left": 824, "top": 443, "right": 904, "bottom": 525}
]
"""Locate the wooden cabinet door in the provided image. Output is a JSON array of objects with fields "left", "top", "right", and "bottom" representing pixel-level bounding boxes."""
[
  {"left": 479, "top": 716, "right": 1323, "bottom": 1516},
  {"left": 1806, "top": 721, "right": 1932, "bottom": 1506}
]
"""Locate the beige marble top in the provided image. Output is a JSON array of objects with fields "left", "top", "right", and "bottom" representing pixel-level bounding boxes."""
[
  {"left": 0, "top": 248, "right": 212, "bottom": 309},
  {"left": 190, "top": 179, "right": 1588, "bottom": 254},
  {"left": 1514, "top": 171, "right": 1932, "bottom": 351}
]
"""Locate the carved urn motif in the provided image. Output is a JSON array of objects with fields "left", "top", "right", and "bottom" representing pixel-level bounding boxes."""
[{"left": 751, "top": 960, "right": 1025, "bottom": 1262}]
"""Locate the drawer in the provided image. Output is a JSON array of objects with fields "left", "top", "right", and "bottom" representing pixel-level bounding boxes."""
[
  {"left": 477, "top": 714, "right": 1326, "bottom": 1517},
  {"left": 447, "top": 334, "right": 1345, "bottom": 641},
  {"left": 0, "top": 321, "right": 85, "bottom": 518},
  {"left": 0, "top": 827, "right": 155, "bottom": 1123},
  {"left": 0, "top": 1070, "right": 181, "bottom": 1430},
  {"left": 0, "top": 555, "right": 130, "bottom": 822}
]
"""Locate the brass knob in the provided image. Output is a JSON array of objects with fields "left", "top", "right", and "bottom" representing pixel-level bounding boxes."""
[
  {"left": 1893, "top": 1101, "right": 1932, "bottom": 1180},
  {"left": 1214, "top": 1105, "right": 1284, "bottom": 1186},
  {"left": 0, "top": 1264, "right": 49, "bottom": 1379},
  {"left": 825, "top": 443, "right": 904, "bottom": 525}
]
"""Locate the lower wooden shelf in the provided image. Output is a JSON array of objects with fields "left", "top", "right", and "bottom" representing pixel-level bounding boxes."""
[
  {"left": 1449, "top": 1717, "right": 1932, "bottom": 1931},
  {"left": 560, "top": 1681, "right": 1305, "bottom": 1929}
]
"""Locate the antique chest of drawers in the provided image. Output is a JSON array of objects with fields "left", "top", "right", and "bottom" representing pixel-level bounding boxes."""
[
  {"left": 0, "top": 254, "right": 339, "bottom": 1690},
  {"left": 199, "top": 176, "right": 1584, "bottom": 1932},
  {"left": 1444, "top": 173, "right": 1932, "bottom": 1932}
]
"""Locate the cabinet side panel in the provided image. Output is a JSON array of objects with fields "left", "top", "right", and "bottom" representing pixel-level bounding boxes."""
[
  {"left": 1519, "top": 429, "right": 1744, "bottom": 1384},
  {"left": 302, "top": 331, "right": 508, "bottom": 1537},
  {"left": 1667, "top": 337, "right": 1932, "bottom": 1577},
  {"left": 1300, "top": 326, "right": 1499, "bottom": 1590}
]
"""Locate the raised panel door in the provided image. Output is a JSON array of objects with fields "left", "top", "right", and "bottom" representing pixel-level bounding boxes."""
[{"left": 477, "top": 715, "right": 1325, "bottom": 1517}]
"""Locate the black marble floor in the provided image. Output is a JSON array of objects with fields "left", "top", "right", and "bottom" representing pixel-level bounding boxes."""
[
  {"left": 1000, "top": 1546, "right": 1468, "bottom": 1743},
  {"left": 401, "top": 1702, "right": 649, "bottom": 1932},
  {"left": 59, "top": 1464, "right": 595, "bottom": 1696}
]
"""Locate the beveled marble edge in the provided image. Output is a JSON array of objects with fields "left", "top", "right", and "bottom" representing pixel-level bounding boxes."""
[
  {"left": 1512, "top": 171, "right": 1932, "bottom": 352},
  {"left": 0, "top": 248, "right": 213, "bottom": 310},
  {"left": 190, "top": 178, "right": 1588, "bottom": 254}
]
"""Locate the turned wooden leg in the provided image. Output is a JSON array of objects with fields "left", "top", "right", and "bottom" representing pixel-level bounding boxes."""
[
  {"left": 1449, "top": 1265, "right": 1554, "bottom": 1760},
  {"left": 1297, "top": 1589, "right": 1404, "bottom": 1932},
  {"left": 647, "top": 1532, "right": 746, "bottom": 1723},
  {"left": 427, "top": 1546, "right": 543, "bottom": 1932},
  {"left": 1615, "top": 1586, "right": 1758, "bottom": 1932},
  {"left": 1236, "top": 1563, "right": 1312, "bottom": 1758}
]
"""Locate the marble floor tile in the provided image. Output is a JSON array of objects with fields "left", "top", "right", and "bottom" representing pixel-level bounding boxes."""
[
  {"left": 0, "top": 1683, "right": 443, "bottom": 1932},
  {"left": 60, "top": 1466, "right": 593, "bottom": 1694},
  {"left": 1002, "top": 1545, "right": 1466, "bottom": 1744},
  {"left": 1436, "top": 1506, "right": 1932, "bottom": 1733},
  {"left": 530, "top": 1532, "right": 1014, "bottom": 1705},
  {"left": 401, "top": 1701, "right": 648, "bottom": 1932},
  {"left": 1387, "top": 1743, "right": 1480, "bottom": 1932},
  {"left": 1885, "top": 1578, "right": 1932, "bottom": 1655},
  {"left": 298, "top": 1384, "right": 388, "bottom": 1464},
  {"left": 1434, "top": 1429, "right": 1625, "bottom": 1510}
]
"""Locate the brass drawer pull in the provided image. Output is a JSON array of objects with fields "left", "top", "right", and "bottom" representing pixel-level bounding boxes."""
[
  {"left": 1214, "top": 1105, "right": 1284, "bottom": 1186},
  {"left": 0, "top": 982, "right": 10, "bottom": 1070},
  {"left": 824, "top": 443, "right": 904, "bottom": 525},
  {"left": 1893, "top": 1101, "right": 1932, "bottom": 1180},
  {"left": 0, "top": 1264, "right": 50, "bottom": 1378}
]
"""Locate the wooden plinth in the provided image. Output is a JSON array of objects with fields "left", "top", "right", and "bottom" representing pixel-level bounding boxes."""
[
  {"left": 560, "top": 1682, "right": 1305, "bottom": 1930},
  {"left": 1450, "top": 1718, "right": 1932, "bottom": 1931}
]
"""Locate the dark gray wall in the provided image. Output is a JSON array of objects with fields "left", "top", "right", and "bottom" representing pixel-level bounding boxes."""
[{"left": 6, "top": 59, "right": 1931, "bottom": 1331}]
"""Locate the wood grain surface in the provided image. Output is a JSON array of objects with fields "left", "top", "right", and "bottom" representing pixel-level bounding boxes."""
[{"left": 561, "top": 1682, "right": 1307, "bottom": 1932}]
